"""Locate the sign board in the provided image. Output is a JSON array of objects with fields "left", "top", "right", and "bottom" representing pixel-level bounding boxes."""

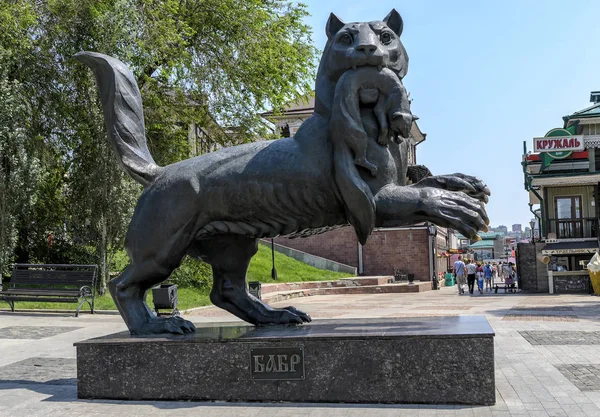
[
  {"left": 545, "top": 239, "right": 558, "bottom": 243},
  {"left": 542, "top": 248, "right": 597, "bottom": 255},
  {"left": 533, "top": 135, "right": 584, "bottom": 153},
  {"left": 553, "top": 275, "right": 589, "bottom": 293},
  {"left": 250, "top": 346, "right": 305, "bottom": 380}
]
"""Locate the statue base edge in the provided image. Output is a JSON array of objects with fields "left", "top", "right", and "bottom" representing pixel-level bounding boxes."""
[{"left": 75, "top": 316, "right": 495, "bottom": 405}]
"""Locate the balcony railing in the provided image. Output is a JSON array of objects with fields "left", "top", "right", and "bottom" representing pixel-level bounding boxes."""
[{"left": 546, "top": 217, "right": 598, "bottom": 239}]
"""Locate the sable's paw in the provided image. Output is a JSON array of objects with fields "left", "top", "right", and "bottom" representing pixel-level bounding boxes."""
[
  {"left": 376, "top": 132, "right": 389, "bottom": 146},
  {"left": 422, "top": 188, "right": 490, "bottom": 239},
  {"left": 355, "top": 158, "right": 378, "bottom": 177},
  {"left": 131, "top": 316, "right": 196, "bottom": 335}
]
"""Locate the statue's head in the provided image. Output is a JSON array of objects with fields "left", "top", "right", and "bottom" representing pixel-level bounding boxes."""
[{"left": 315, "top": 9, "right": 408, "bottom": 115}]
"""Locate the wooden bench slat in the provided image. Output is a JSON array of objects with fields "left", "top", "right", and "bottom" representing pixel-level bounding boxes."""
[
  {"left": 0, "top": 296, "right": 80, "bottom": 302},
  {"left": 10, "top": 278, "right": 94, "bottom": 285},
  {"left": 2, "top": 289, "right": 80, "bottom": 296}
]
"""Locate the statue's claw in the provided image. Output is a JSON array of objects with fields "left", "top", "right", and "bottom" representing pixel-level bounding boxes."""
[
  {"left": 450, "top": 173, "right": 491, "bottom": 204},
  {"left": 417, "top": 187, "right": 490, "bottom": 238},
  {"left": 131, "top": 316, "right": 196, "bottom": 335},
  {"left": 415, "top": 174, "right": 490, "bottom": 206},
  {"left": 250, "top": 306, "right": 311, "bottom": 326},
  {"left": 283, "top": 306, "right": 312, "bottom": 323}
]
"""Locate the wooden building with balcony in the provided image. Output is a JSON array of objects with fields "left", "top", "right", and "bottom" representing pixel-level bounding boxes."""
[{"left": 521, "top": 91, "right": 600, "bottom": 293}]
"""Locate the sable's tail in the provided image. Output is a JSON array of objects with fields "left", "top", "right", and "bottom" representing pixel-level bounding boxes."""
[{"left": 74, "top": 51, "right": 162, "bottom": 187}]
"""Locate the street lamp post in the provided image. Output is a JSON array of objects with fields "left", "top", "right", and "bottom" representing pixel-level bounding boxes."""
[
  {"left": 271, "top": 238, "right": 278, "bottom": 280},
  {"left": 529, "top": 219, "right": 536, "bottom": 244}
]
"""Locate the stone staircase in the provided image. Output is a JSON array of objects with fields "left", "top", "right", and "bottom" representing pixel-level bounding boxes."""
[{"left": 260, "top": 276, "right": 432, "bottom": 303}]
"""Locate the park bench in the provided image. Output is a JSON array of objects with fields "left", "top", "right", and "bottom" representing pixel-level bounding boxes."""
[
  {"left": 0, "top": 264, "right": 97, "bottom": 316},
  {"left": 494, "top": 283, "right": 518, "bottom": 294}
]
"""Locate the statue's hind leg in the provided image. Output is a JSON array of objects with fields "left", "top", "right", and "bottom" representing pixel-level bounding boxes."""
[{"left": 192, "top": 235, "right": 311, "bottom": 325}]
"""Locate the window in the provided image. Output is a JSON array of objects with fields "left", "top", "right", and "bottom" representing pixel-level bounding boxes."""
[{"left": 555, "top": 196, "right": 583, "bottom": 238}]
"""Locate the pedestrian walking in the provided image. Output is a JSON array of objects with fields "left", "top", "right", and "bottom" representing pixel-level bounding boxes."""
[
  {"left": 466, "top": 259, "right": 478, "bottom": 294},
  {"left": 476, "top": 263, "right": 484, "bottom": 294},
  {"left": 453, "top": 255, "right": 466, "bottom": 295},
  {"left": 484, "top": 262, "right": 493, "bottom": 292}
]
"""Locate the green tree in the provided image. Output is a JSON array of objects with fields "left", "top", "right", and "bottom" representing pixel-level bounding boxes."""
[{"left": 0, "top": 0, "right": 316, "bottom": 289}]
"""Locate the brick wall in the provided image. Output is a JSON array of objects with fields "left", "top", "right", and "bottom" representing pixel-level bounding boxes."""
[
  {"left": 274, "top": 227, "right": 359, "bottom": 268},
  {"left": 362, "top": 229, "right": 430, "bottom": 280},
  {"left": 275, "top": 227, "right": 432, "bottom": 281}
]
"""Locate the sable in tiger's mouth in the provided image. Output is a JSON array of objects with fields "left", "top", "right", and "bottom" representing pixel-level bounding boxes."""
[{"left": 358, "top": 87, "right": 379, "bottom": 105}]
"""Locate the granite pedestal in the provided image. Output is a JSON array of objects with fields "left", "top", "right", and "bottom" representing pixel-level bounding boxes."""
[{"left": 75, "top": 316, "right": 495, "bottom": 405}]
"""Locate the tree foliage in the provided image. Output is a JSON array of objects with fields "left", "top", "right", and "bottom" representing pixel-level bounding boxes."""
[{"left": 0, "top": 0, "right": 317, "bottom": 288}]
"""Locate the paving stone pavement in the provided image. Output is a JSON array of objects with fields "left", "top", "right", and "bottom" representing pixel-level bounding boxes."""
[{"left": 1, "top": 286, "right": 600, "bottom": 416}]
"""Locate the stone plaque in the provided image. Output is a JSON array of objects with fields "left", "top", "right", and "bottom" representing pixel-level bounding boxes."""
[{"left": 250, "top": 346, "right": 304, "bottom": 380}]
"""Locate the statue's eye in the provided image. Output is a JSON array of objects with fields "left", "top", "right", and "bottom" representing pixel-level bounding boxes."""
[
  {"left": 338, "top": 33, "right": 353, "bottom": 46},
  {"left": 381, "top": 31, "right": 393, "bottom": 45}
]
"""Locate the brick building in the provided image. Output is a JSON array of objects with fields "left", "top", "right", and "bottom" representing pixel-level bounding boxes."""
[{"left": 275, "top": 225, "right": 449, "bottom": 282}]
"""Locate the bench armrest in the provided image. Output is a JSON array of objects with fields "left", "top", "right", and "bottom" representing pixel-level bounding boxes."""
[{"left": 79, "top": 286, "right": 94, "bottom": 298}]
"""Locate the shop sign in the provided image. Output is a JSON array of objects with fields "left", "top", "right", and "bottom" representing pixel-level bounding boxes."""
[
  {"left": 533, "top": 135, "right": 584, "bottom": 153},
  {"left": 542, "top": 248, "right": 597, "bottom": 255}
]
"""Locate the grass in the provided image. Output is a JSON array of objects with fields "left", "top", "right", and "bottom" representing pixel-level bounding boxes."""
[
  {"left": 2, "top": 288, "right": 211, "bottom": 313},
  {"left": 2, "top": 242, "right": 353, "bottom": 312},
  {"left": 247, "top": 242, "right": 353, "bottom": 283}
]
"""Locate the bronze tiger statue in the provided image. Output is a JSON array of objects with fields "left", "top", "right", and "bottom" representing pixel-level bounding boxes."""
[{"left": 75, "top": 9, "right": 489, "bottom": 335}]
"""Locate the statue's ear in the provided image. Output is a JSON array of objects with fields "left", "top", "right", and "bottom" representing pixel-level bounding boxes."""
[
  {"left": 383, "top": 9, "right": 403, "bottom": 37},
  {"left": 326, "top": 13, "right": 345, "bottom": 39}
]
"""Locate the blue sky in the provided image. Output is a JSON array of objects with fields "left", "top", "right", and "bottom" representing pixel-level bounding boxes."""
[{"left": 301, "top": 0, "right": 600, "bottom": 229}]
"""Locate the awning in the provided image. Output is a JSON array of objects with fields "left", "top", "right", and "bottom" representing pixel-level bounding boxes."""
[
  {"left": 531, "top": 173, "right": 600, "bottom": 187},
  {"left": 541, "top": 241, "right": 599, "bottom": 256}
]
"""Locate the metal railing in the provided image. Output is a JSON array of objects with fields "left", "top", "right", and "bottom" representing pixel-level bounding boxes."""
[{"left": 546, "top": 217, "right": 598, "bottom": 239}]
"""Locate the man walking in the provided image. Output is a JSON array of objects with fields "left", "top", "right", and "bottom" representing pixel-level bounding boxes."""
[
  {"left": 466, "top": 259, "right": 478, "bottom": 294},
  {"left": 453, "top": 256, "right": 466, "bottom": 295}
]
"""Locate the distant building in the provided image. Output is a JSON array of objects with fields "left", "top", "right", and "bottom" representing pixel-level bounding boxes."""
[
  {"left": 495, "top": 225, "right": 508, "bottom": 234},
  {"left": 512, "top": 224, "right": 522, "bottom": 232},
  {"left": 468, "top": 232, "right": 504, "bottom": 261},
  {"left": 521, "top": 90, "right": 600, "bottom": 293}
]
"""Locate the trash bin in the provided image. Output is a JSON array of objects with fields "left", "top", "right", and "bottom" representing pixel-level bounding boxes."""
[
  {"left": 248, "top": 281, "right": 262, "bottom": 300},
  {"left": 152, "top": 283, "right": 179, "bottom": 316},
  {"left": 444, "top": 273, "right": 455, "bottom": 286}
]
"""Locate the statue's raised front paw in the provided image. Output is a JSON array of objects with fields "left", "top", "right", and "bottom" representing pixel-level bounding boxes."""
[
  {"left": 421, "top": 187, "right": 490, "bottom": 239},
  {"left": 416, "top": 174, "right": 490, "bottom": 204},
  {"left": 130, "top": 316, "right": 196, "bottom": 335}
]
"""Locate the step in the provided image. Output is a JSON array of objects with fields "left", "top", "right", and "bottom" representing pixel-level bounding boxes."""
[
  {"left": 260, "top": 276, "right": 394, "bottom": 294},
  {"left": 262, "top": 281, "right": 432, "bottom": 303}
]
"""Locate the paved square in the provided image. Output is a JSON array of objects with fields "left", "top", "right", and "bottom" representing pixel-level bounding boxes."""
[
  {"left": 519, "top": 330, "right": 600, "bottom": 345},
  {"left": 510, "top": 306, "right": 575, "bottom": 312},
  {"left": 0, "top": 326, "right": 81, "bottom": 339},
  {"left": 502, "top": 314, "right": 579, "bottom": 321},
  {"left": 557, "top": 364, "right": 600, "bottom": 391},
  {"left": 0, "top": 357, "right": 76, "bottom": 385},
  {"left": 0, "top": 287, "right": 600, "bottom": 416}
]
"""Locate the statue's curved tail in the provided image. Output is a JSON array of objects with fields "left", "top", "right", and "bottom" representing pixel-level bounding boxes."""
[{"left": 74, "top": 52, "right": 162, "bottom": 187}]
